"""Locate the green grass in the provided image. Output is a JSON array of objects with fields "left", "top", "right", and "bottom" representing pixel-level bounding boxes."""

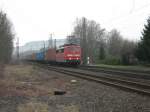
[{"left": 94, "top": 64, "right": 150, "bottom": 71}]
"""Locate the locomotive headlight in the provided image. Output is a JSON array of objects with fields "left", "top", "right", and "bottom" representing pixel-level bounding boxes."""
[
  {"left": 67, "top": 54, "right": 73, "bottom": 56},
  {"left": 75, "top": 54, "right": 80, "bottom": 56},
  {"left": 69, "top": 58, "right": 71, "bottom": 60},
  {"left": 77, "top": 58, "right": 79, "bottom": 60}
]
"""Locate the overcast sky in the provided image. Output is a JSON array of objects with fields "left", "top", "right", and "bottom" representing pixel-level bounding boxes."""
[{"left": 0, "top": 0, "right": 150, "bottom": 45}]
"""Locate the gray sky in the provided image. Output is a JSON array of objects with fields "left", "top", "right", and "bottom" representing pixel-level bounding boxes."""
[{"left": 1, "top": 0, "right": 150, "bottom": 45}]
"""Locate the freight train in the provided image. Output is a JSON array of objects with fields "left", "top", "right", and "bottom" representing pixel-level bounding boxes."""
[{"left": 28, "top": 44, "right": 81, "bottom": 65}]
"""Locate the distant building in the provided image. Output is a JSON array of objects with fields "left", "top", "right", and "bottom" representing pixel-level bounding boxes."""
[{"left": 13, "top": 39, "right": 66, "bottom": 58}]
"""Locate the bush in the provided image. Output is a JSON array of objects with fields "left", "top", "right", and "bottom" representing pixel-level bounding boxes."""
[{"left": 97, "top": 56, "right": 121, "bottom": 65}]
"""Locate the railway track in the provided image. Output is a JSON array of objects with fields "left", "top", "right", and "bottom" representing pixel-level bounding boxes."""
[
  {"left": 40, "top": 64, "right": 150, "bottom": 96},
  {"left": 78, "top": 65, "right": 150, "bottom": 80},
  {"left": 80, "top": 65, "right": 150, "bottom": 74}
]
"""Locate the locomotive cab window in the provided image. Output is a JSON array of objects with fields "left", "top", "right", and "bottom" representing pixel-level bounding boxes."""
[
  {"left": 56, "top": 50, "right": 59, "bottom": 53},
  {"left": 67, "top": 46, "right": 80, "bottom": 52},
  {"left": 56, "top": 48, "right": 64, "bottom": 53},
  {"left": 60, "top": 48, "right": 64, "bottom": 53}
]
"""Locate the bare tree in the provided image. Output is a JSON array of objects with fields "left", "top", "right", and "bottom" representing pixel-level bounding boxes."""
[
  {"left": 121, "top": 40, "right": 137, "bottom": 64},
  {"left": 71, "top": 19, "right": 136, "bottom": 65},
  {"left": 105, "top": 29, "right": 137, "bottom": 65},
  {"left": 107, "top": 29, "right": 123, "bottom": 58},
  {"left": 72, "top": 17, "right": 88, "bottom": 64},
  {"left": 66, "top": 35, "right": 80, "bottom": 45},
  {"left": 72, "top": 17, "right": 105, "bottom": 64}
]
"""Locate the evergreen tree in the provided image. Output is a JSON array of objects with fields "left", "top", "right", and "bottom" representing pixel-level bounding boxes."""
[
  {"left": 0, "top": 11, "right": 14, "bottom": 64},
  {"left": 136, "top": 16, "right": 150, "bottom": 63}
]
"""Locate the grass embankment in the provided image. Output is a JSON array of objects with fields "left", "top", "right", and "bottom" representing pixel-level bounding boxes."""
[{"left": 94, "top": 64, "right": 150, "bottom": 72}]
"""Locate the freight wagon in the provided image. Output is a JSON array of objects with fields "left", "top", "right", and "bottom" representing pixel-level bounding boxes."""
[
  {"left": 29, "top": 44, "right": 81, "bottom": 65},
  {"left": 35, "top": 51, "right": 45, "bottom": 61},
  {"left": 45, "top": 48, "right": 56, "bottom": 63}
]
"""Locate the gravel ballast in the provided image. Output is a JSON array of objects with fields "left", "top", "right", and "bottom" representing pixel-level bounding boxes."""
[{"left": 0, "top": 64, "right": 150, "bottom": 112}]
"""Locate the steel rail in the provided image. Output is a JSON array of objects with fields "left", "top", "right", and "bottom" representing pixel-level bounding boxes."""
[
  {"left": 43, "top": 65, "right": 150, "bottom": 96},
  {"left": 80, "top": 65, "right": 150, "bottom": 74},
  {"left": 78, "top": 66, "right": 150, "bottom": 80}
]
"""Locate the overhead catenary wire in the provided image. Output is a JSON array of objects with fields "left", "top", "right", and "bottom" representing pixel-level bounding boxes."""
[
  {"left": 130, "top": 0, "right": 135, "bottom": 13},
  {"left": 106, "top": 1, "right": 150, "bottom": 24}
]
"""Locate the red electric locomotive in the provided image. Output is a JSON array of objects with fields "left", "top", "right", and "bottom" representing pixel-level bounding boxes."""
[
  {"left": 56, "top": 44, "right": 81, "bottom": 65},
  {"left": 45, "top": 44, "right": 81, "bottom": 65}
]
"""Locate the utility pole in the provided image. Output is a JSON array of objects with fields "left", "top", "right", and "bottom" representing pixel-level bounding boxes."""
[
  {"left": 54, "top": 39, "right": 56, "bottom": 61},
  {"left": 43, "top": 41, "right": 45, "bottom": 51},
  {"left": 54, "top": 39, "right": 56, "bottom": 50},
  {"left": 49, "top": 33, "right": 53, "bottom": 48},
  {"left": 51, "top": 34, "right": 53, "bottom": 48},
  {"left": 16, "top": 37, "right": 19, "bottom": 60},
  {"left": 82, "top": 17, "right": 87, "bottom": 65}
]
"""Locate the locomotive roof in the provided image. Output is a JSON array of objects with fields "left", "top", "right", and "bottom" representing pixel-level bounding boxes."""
[
  {"left": 59, "top": 43, "right": 79, "bottom": 47},
  {"left": 57, "top": 44, "right": 80, "bottom": 50}
]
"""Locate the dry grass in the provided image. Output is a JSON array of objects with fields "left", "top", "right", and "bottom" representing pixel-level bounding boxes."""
[
  {"left": 0, "top": 64, "right": 53, "bottom": 97},
  {"left": 0, "top": 64, "right": 5, "bottom": 78},
  {"left": 63, "top": 105, "right": 79, "bottom": 112},
  {"left": 17, "top": 102, "right": 48, "bottom": 112},
  {"left": 4, "top": 65, "right": 34, "bottom": 80},
  {"left": 0, "top": 64, "right": 80, "bottom": 111}
]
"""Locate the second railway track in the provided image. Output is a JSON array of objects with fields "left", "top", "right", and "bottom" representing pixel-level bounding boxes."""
[
  {"left": 38, "top": 64, "right": 150, "bottom": 96},
  {"left": 79, "top": 65, "right": 150, "bottom": 80}
]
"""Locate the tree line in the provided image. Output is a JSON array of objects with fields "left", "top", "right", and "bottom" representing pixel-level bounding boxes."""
[
  {"left": 67, "top": 17, "right": 150, "bottom": 65},
  {"left": 0, "top": 9, "right": 149, "bottom": 66}
]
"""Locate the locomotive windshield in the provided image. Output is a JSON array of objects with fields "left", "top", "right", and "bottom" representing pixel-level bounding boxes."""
[
  {"left": 67, "top": 46, "right": 80, "bottom": 52},
  {"left": 56, "top": 48, "right": 64, "bottom": 53}
]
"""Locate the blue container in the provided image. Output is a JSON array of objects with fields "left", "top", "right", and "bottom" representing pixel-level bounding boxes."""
[{"left": 36, "top": 52, "right": 45, "bottom": 60}]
